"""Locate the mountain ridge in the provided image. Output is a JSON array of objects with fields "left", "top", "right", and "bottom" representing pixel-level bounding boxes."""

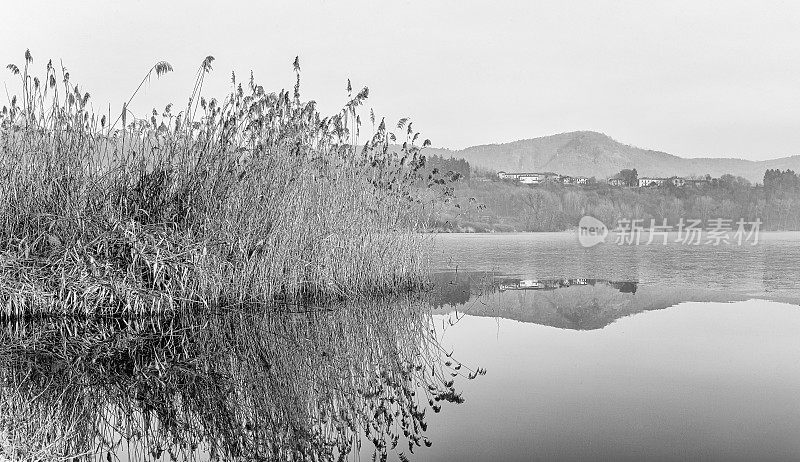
[{"left": 426, "top": 131, "right": 800, "bottom": 183}]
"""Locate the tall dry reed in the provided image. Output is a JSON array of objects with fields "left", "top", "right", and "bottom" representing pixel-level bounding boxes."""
[{"left": 0, "top": 51, "right": 434, "bottom": 317}]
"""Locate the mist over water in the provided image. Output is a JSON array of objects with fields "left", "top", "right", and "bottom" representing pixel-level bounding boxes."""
[{"left": 430, "top": 232, "right": 800, "bottom": 303}]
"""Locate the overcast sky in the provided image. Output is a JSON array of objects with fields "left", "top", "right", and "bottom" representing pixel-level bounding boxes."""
[{"left": 4, "top": 0, "right": 800, "bottom": 160}]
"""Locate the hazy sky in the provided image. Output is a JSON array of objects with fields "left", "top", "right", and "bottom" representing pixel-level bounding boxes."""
[{"left": 4, "top": 0, "right": 800, "bottom": 160}]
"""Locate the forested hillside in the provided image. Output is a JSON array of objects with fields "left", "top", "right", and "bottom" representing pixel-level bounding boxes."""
[{"left": 418, "top": 160, "right": 800, "bottom": 232}]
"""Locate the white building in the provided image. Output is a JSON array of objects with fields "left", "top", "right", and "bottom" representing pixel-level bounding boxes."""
[
  {"left": 519, "top": 173, "right": 542, "bottom": 184},
  {"left": 638, "top": 177, "right": 666, "bottom": 187}
]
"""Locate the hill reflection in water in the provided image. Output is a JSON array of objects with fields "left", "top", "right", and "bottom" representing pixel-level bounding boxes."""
[{"left": 428, "top": 271, "right": 761, "bottom": 330}]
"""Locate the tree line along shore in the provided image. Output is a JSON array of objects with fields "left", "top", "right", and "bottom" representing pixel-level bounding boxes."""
[{"left": 419, "top": 156, "right": 800, "bottom": 232}]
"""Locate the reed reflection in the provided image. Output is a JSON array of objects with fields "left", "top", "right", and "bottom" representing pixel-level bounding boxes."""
[{"left": 0, "top": 296, "right": 478, "bottom": 461}]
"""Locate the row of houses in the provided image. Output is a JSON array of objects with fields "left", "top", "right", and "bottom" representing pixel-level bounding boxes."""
[
  {"left": 497, "top": 171, "right": 590, "bottom": 185},
  {"left": 609, "top": 177, "right": 711, "bottom": 188},
  {"left": 499, "top": 171, "right": 713, "bottom": 188}
]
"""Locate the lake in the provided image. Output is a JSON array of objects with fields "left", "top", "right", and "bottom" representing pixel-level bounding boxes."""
[
  {"left": 417, "top": 232, "right": 800, "bottom": 461},
  {"left": 3, "top": 233, "right": 800, "bottom": 461}
]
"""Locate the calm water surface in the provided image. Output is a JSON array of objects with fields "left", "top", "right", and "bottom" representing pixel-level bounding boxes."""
[
  {"left": 4, "top": 233, "right": 800, "bottom": 461},
  {"left": 430, "top": 232, "right": 800, "bottom": 301},
  {"left": 416, "top": 232, "right": 800, "bottom": 461}
]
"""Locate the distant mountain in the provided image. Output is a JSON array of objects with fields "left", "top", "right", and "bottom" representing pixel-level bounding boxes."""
[{"left": 428, "top": 131, "right": 800, "bottom": 183}]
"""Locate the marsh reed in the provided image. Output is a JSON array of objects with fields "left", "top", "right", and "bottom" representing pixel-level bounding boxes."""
[
  {"left": 0, "top": 51, "right": 434, "bottom": 317},
  {"left": 0, "top": 295, "right": 478, "bottom": 461}
]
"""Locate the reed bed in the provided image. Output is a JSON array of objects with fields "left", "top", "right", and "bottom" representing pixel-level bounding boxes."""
[
  {"left": 0, "top": 51, "right": 433, "bottom": 317},
  {"left": 0, "top": 295, "right": 480, "bottom": 461}
]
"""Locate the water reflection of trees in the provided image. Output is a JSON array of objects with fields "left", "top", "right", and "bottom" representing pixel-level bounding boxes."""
[
  {"left": 427, "top": 271, "right": 756, "bottom": 330},
  {"left": 428, "top": 272, "right": 638, "bottom": 308},
  {"left": 0, "top": 297, "right": 474, "bottom": 461}
]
